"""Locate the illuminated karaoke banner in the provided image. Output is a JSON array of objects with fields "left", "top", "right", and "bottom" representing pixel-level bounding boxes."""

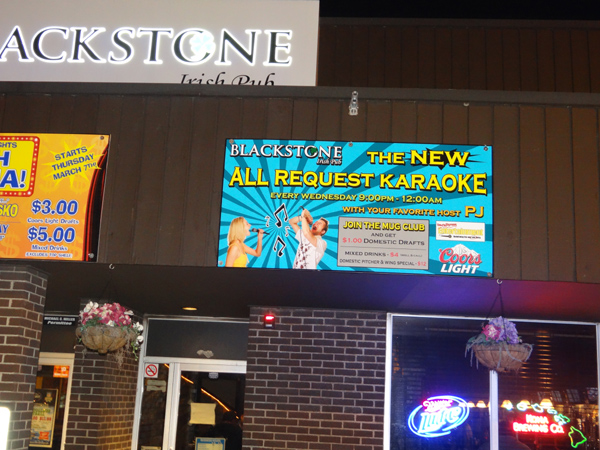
[
  {"left": 0, "top": 133, "right": 109, "bottom": 261},
  {"left": 218, "top": 139, "right": 493, "bottom": 277},
  {"left": 0, "top": 0, "right": 319, "bottom": 86}
]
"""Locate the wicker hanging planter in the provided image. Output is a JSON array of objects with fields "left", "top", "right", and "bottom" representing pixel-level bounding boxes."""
[
  {"left": 466, "top": 315, "right": 533, "bottom": 373},
  {"left": 76, "top": 325, "right": 135, "bottom": 354},
  {"left": 471, "top": 341, "right": 533, "bottom": 372}
]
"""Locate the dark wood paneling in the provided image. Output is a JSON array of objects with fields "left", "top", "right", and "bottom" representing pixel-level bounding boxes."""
[
  {"left": 545, "top": 107, "right": 576, "bottom": 281},
  {"left": 442, "top": 104, "right": 468, "bottom": 144},
  {"left": 366, "top": 101, "right": 392, "bottom": 142},
  {"left": 435, "top": 28, "right": 453, "bottom": 90},
  {"left": 70, "top": 95, "right": 99, "bottom": 133},
  {"left": 291, "top": 99, "right": 318, "bottom": 139},
  {"left": 384, "top": 27, "right": 403, "bottom": 88},
  {"left": 48, "top": 96, "right": 75, "bottom": 133},
  {"left": 493, "top": 106, "right": 521, "bottom": 279},
  {"left": 368, "top": 27, "right": 386, "bottom": 87},
  {"left": 589, "top": 30, "right": 600, "bottom": 93},
  {"left": 451, "top": 28, "right": 469, "bottom": 90},
  {"left": 486, "top": 29, "right": 504, "bottom": 90},
  {"left": 537, "top": 29, "right": 556, "bottom": 92},
  {"left": 316, "top": 100, "right": 342, "bottom": 140},
  {"left": 317, "top": 25, "right": 336, "bottom": 86},
  {"left": 468, "top": 106, "right": 493, "bottom": 146},
  {"left": 156, "top": 97, "right": 195, "bottom": 265},
  {"left": 519, "top": 106, "right": 549, "bottom": 280},
  {"left": 181, "top": 98, "right": 221, "bottom": 266},
  {"left": 351, "top": 26, "right": 370, "bottom": 87},
  {"left": 0, "top": 94, "right": 4, "bottom": 128},
  {"left": 391, "top": 102, "right": 417, "bottom": 143},
  {"left": 519, "top": 29, "right": 539, "bottom": 92},
  {"left": 571, "top": 30, "right": 591, "bottom": 93},
  {"left": 2, "top": 85, "right": 599, "bottom": 284},
  {"left": 131, "top": 96, "right": 171, "bottom": 264},
  {"left": 241, "top": 98, "right": 268, "bottom": 138},
  {"left": 554, "top": 30, "right": 574, "bottom": 92},
  {"left": 341, "top": 101, "right": 367, "bottom": 142},
  {"left": 102, "top": 97, "right": 147, "bottom": 262},
  {"left": 334, "top": 26, "right": 353, "bottom": 87},
  {"left": 468, "top": 28, "right": 487, "bottom": 90},
  {"left": 418, "top": 28, "right": 435, "bottom": 89},
  {"left": 24, "top": 95, "right": 52, "bottom": 130},
  {"left": 95, "top": 95, "right": 125, "bottom": 260},
  {"left": 317, "top": 22, "right": 600, "bottom": 93},
  {"left": 1, "top": 95, "right": 28, "bottom": 132},
  {"left": 572, "top": 108, "right": 600, "bottom": 282},
  {"left": 266, "top": 98, "right": 294, "bottom": 139},
  {"left": 416, "top": 103, "right": 442, "bottom": 143},
  {"left": 401, "top": 28, "right": 419, "bottom": 88},
  {"left": 503, "top": 29, "right": 521, "bottom": 91},
  {"left": 207, "top": 98, "right": 244, "bottom": 264}
]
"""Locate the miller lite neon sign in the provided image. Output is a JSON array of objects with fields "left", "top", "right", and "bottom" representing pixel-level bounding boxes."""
[{"left": 408, "top": 395, "right": 470, "bottom": 438}]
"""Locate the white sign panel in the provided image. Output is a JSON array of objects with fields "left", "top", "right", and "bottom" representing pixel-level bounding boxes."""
[
  {"left": 144, "top": 363, "right": 159, "bottom": 378},
  {"left": 0, "top": 0, "right": 319, "bottom": 86}
]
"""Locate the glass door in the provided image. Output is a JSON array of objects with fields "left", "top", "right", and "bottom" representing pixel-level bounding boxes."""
[
  {"left": 135, "top": 360, "right": 246, "bottom": 450},
  {"left": 31, "top": 353, "right": 74, "bottom": 450}
]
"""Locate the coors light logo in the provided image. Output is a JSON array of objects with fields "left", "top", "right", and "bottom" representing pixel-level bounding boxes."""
[{"left": 439, "top": 244, "right": 481, "bottom": 275}]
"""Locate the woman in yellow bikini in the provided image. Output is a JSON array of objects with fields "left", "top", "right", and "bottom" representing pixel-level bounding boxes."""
[{"left": 225, "top": 217, "right": 264, "bottom": 267}]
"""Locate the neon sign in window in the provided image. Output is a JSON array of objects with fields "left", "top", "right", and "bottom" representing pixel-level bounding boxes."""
[
  {"left": 408, "top": 395, "right": 470, "bottom": 438},
  {"left": 511, "top": 413, "right": 587, "bottom": 448},
  {"left": 512, "top": 414, "right": 565, "bottom": 434}
]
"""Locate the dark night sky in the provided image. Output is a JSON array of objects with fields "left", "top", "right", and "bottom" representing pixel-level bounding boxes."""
[{"left": 319, "top": 0, "right": 600, "bottom": 20}]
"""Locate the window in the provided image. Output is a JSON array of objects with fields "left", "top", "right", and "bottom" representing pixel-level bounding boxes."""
[{"left": 386, "top": 315, "right": 598, "bottom": 450}]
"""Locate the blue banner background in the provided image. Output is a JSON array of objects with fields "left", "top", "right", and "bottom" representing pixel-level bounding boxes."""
[{"left": 218, "top": 139, "right": 493, "bottom": 277}]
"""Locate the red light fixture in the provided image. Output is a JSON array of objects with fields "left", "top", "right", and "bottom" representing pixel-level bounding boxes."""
[{"left": 263, "top": 314, "right": 276, "bottom": 328}]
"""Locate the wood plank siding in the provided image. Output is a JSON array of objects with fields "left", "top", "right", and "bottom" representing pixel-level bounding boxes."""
[
  {"left": 1, "top": 84, "right": 598, "bottom": 285},
  {"left": 318, "top": 19, "right": 600, "bottom": 93}
]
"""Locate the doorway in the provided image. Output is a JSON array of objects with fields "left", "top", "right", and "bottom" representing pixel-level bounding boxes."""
[
  {"left": 135, "top": 360, "right": 246, "bottom": 450},
  {"left": 30, "top": 353, "right": 74, "bottom": 450}
]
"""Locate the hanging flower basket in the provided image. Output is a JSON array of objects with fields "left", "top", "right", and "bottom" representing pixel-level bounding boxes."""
[
  {"left": 471, "top": 341, "right": 533, "bottom": 372},
  {"left": 466, "top": 316, "right": 533, "bottom": 372},
  {"left": 76, "top": 325, "right": 137, "bottom": 354},
  {"left": 77, "top": 301, "right": 144, "bottom": 359}
]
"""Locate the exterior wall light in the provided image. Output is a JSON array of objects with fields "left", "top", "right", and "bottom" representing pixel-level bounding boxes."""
[
  {"left": 348, "top": 91, "right": 358, "bottom": 116},
  {"left": 263, "top": 314, "right": 276, "bottom": 328}
]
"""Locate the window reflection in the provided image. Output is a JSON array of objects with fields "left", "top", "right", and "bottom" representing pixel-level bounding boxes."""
[{"left": 389, "top": 316, "right": 598, "bottom": 450}]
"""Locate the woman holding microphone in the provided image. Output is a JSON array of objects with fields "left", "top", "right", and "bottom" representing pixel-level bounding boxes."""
[{"left": 225, "top": 217, "right": 265, "bottom": 267}]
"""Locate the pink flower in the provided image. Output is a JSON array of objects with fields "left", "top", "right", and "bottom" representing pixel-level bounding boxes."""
[{"left": 483, "top": 324, "right": 500, "bottom": 340}]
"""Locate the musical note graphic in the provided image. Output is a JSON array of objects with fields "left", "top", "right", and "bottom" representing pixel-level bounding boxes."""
[
  {"left": 264, "top": 215, "right": 271, "bottom": 227},
  {"left": 285, "top": 226, "right": 290, "bottom": 237},
  {"left": 273, "top": 203, "right": 289, "bottom": 228},
  {"left": 273, "top": 236, "right": 286, "bottom": 257}
]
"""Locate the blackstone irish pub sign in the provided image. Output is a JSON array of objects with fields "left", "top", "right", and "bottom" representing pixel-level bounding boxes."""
[{"left": 0, "top": 0, "right": 319, "bottom": 86}]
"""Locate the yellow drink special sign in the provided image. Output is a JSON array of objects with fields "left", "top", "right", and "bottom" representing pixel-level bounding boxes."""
[{"left": 0, "top": 134, "right": 110, "bottom": 261}]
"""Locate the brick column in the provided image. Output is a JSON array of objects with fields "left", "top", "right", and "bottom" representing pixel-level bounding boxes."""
[
  {"left": 244, "top": 307, "right": 387, "bottom": 450},
  {"left": 64, "top": 301, "right": 140, "bottom": 450},
  {"left": 0, "top": 264, "right": 48, "bottom": 450}
]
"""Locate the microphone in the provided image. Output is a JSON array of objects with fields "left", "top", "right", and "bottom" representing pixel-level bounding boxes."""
[{"left": 251, "top": 228, "right": 269, "bottom": 235}]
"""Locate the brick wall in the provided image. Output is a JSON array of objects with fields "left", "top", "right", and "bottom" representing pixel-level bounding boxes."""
[
  {"left": 0, "top": 264, "right": 48, "bottom": 450},
  {"left": 64, "top": 301, "right": 140, "bottom": 450},
  {"left": 244, "top": 307, "right": 387, "bottom": 450}
]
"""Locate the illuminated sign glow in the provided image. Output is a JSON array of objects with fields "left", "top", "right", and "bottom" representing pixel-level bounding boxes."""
[
  {"left": 0, "top": 0, "right": 319, "bottom": 85},
  {"left": 0, "top": 133, "right": 109, "bottom": 261},
  {"left": 512, "top": 415, "right": 565, "bottom": 434},
  {"left": 511, "top": 412, "right": 588, "bottom": 448},
  {"left": 408, "top": 396, "right": 470, "bottom": 438}
]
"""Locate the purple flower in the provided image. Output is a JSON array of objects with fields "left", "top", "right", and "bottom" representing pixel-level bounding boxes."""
[{"left": 488, "top": 316, "right": 521, "bottom": 344}]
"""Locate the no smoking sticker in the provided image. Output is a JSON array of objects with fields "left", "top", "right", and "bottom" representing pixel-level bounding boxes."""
[{"left": 144, "top": 363, "right": 159, "bottom": 378}]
